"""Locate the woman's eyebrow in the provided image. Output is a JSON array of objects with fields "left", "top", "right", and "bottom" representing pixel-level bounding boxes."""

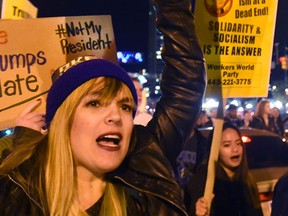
[{"left": 118, "top": 97, "right": 134, "bottom": 103}]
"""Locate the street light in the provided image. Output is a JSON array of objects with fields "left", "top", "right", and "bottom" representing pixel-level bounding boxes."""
[
  {"left": 279, "top": 56, "right": 288, "bottom": 84},
  {"left": 279, "top": 56, "right": 288, "bottom": 70}
]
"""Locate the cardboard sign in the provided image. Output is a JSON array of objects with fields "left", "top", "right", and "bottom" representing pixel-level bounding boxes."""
[
  {"left": 0, "top": 15, "right": 117, "bottom": 130},
  {"left": 195, "top": 0, "right": 278, "bottom": 98},
  {"left": 1, "top": 0, "right": 37, "bottom": 19}
]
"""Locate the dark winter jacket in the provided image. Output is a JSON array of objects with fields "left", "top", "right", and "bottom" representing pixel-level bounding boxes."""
[
  {"left": 186, "top": 164, "right": 263, "bottom": 216},
  {"left": 251, "top": 116, "right": 277, "bottom": 134},
  {"left": 272, "top": 172, "right": 288, "bottom": 216},
  {"left": 0, "top": 0, "right": 206, "bottom": 215}
]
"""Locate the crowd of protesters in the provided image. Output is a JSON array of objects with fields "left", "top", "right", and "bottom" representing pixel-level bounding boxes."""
[{"left": 197, "top": 99, "right": 286, "bottom": 138}]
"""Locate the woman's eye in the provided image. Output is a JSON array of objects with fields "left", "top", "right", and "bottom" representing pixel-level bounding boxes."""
[
  {"left": 121, "top": 104, "right": 132, "bottom": 112},
  {"left": 222, "top": 143, "right": 230, "bottom": 147},
  {"left": 88, "top": 100, "right": 100, "bottom": 107}
]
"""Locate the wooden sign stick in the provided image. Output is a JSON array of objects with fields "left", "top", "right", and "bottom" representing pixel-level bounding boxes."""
[{"left": 203, "top": 97, "right": 226, "bottom": 213}]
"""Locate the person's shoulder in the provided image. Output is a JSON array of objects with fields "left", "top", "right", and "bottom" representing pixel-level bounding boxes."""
[
  {"left": 276, "top": 172, "right": 288, "bottom": 187},
  {"left": 273, "top": 172, "right": 288, "bottom": 198}
]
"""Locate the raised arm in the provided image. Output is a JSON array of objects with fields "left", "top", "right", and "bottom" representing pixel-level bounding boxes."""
[{"left": 148, "top": 0, "right": 207, "bottom": 170}]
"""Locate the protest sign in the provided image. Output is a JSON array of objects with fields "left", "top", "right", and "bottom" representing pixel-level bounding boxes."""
[
  {"left": 0, "top": 15, "right": 117, "bottom": 130},
  {"left": 195, "top": 0, "right": 278, "bottom": 98},
  {"left": 1, "top": 0, "right": 37, "bottom": 19},
  {"left": 194, "top": 1, "right": 278, "bottom": 210}
]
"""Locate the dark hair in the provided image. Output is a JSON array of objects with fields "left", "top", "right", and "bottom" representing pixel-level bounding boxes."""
[
  {"left": 207, "top": 121, "right": 262, "bottom": 210},
  {"left": 227, "top": 104, "right": 237, "bottom": 111}
]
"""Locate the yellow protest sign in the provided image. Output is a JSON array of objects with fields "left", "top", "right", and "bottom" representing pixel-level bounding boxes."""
[
  {"left": 195, "top": 0, "right": 278, "bottom": 98},
  {"left": 0, "top": 15, "right": 117, "bottom": 130},
  {"left": 1, "top": 0, "right": 37, "bottom": 19}
]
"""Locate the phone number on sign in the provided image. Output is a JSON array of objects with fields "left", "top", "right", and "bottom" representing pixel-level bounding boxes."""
[{"left": 208, "top": 79, "right": 252, "bottom": 86}]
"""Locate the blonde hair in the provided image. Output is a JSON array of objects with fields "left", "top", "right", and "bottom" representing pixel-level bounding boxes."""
[
  {"left": 254, "top": 100, "right": 270, "bottom": 117},
  {"left": 0, "top": 77, "right": 134, "bottom": 216},
  {"left": 46, "top": 77, "right": 133, "bottom": 215}
]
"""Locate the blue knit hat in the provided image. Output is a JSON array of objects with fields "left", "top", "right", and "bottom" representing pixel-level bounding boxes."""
[{"left": 46, "top": 56, "right": 138, "bottom": 126}]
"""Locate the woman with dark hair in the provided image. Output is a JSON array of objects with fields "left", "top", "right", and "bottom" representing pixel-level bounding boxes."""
[
  {"left": 241, "top": 110, "right": 252, "bottom": 129},
  {"left": 186, "top": 122, "right": 263, "bottom": 216},
  {"left": 271, "top": 107, "right": 285, "bottom": 137}
]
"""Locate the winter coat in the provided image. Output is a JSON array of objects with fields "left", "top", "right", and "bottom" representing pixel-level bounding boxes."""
[
  {"left": 186, "top": 164, "right": 263, "bottom": 216},
  {"left": 272, "top": 172, "right": 288, "bottom": 216}
]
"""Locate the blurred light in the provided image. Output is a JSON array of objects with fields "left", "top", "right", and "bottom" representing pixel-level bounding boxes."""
[
  {"left": 272, "top": 85, "right": 277, "bottom": 90},
  {"left": 246, "top": 103, "right": 253, "bottom": 109},
  {"left": 203, "top": 98, "right": 219, "bottom": 109},
  {"left": 117, "top": 51, "right": 143, "bottom": 64},
  {"left": 4, "top": 129, "right": 13, "bottom": 136},
  {"left": 149, "top": 108, "right": 155, "bottom": 113},
  {"left": 135, "top": 52, "right": 142, "bottom": 61},
  {"left": 279, "top": 56, "right": 288, "bottom": 70},
  {"left": 230, "top": 100, "right": 239, "bottom": 107},
  {"left": 242, "top": 136, "right": 251, "bottom": 143},
  {"left": 273, "top": 100, "right": 283, "bottom": 109},
  {"left": 137, "top": 74, "right": 147, "bottom": 84},
  {"left": 156, "top": 54, "right": 162, "bottom": 59},
  {"left": 155, "top": 85, "right": 160, "bottom": 90},
  {"left": 238, "top": 107, "right": 244, "bottom": 112}
]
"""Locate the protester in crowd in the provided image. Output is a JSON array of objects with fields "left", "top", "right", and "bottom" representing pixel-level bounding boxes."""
[
  {"left": 241, "top": 110, "right": 252, "bottom": 129},
  {"left": 271, "top": 107, "right": 285, "bottom": 137},
  {"left": 224, "top": 104, "right": 242, "bottom": 127},
  {"left": 176, "top": 127, "right": 209, "bottom": 210},
  {"left": 131, "top": 76, "right": 152, "bottom": 126},
  {"left": 271, "top": 172, "right": 288, "bottom": 216},
  {"left": 0, "top": 0, "right": 206, "bottom": 215},
  {"left": 250, "top": 99, "right": 277, "bottom": 134},
  {"left": 186, "top": 122, "right": 263, "bottom": 216},
  {"left": 196, "top": 110, "right": 213, "bottom": 128}
]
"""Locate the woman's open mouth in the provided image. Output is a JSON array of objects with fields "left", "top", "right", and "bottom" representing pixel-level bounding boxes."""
[{"left": 96, "top": 134, "right": 122, "bottom": 150}]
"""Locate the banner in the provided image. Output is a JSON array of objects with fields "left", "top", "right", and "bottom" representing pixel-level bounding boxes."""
[
  {"left": 1, "top": 0, "right": 37, "bottom": 19},
  {"left": 0, "top": 15, "right": 117, "bottom": 130},
  {"left": 195, "top": 0, "right": 278, "bottom": 98}
]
